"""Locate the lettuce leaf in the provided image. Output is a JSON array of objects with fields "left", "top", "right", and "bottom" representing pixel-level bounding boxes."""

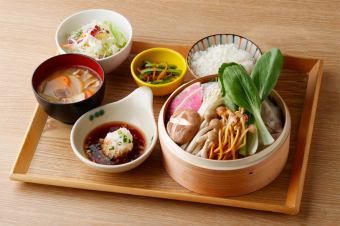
[{"left": 104, "top": 21, "right": 127, "bottom": 48}]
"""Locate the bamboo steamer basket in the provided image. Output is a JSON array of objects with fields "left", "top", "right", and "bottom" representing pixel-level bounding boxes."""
[{"left": 158, "top": 75, "right": 291, "bottom": 196}]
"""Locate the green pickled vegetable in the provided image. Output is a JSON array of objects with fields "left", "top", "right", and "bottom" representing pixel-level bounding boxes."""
[{"left": 137, "top": 60, "right": 182, "bottom": 84}]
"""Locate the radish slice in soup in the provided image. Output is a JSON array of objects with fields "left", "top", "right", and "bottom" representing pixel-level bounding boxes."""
[{"left": 62, "top": 92, "right": 85, "bottom": 103}]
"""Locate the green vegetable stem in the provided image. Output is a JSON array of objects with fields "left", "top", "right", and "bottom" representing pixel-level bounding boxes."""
[
  {"left": 218, "top": 48, "right": 284, "bottom": 146},
  {"left": 219, "top": 63, "right": 274, "bottom": 145}
]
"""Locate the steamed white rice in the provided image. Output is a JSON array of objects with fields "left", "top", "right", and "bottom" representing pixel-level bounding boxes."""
[{"left": 190, "top": 44, "right": 255, "bottom": 77}]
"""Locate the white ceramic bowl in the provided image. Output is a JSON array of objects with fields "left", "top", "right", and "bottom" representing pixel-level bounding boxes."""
[
  {"left": 55, "top": 9, "right": 133, "bottom": 73},
  {"left": 70, "top": 87, "right": 157, "bottom": 173},
  {"left": 187, "top": 34, "right": 262, "bottom": 78}
]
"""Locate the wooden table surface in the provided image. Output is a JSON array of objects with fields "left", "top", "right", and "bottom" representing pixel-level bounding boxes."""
[{"left": 1, "top": 1, "right": 339, "bottom": 225}]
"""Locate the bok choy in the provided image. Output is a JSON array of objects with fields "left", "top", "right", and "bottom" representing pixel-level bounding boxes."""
[
  {"left": 251, "top": 48, "right": 283, "bottom": 101},
  {"left": 219, "top": 63, "right": 274, "bottom": 145},
  {"left": 218, "top": 48, "right": 284, "bottom": 146}
]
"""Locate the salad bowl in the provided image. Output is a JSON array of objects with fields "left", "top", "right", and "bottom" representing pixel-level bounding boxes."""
[{"left": 56, "top": 9, "right": 133, "bottom": 73}]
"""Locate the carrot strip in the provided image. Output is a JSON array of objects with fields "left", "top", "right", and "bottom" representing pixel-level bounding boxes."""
[
  {"left": 152, "top": 68, "right": 156, "bottom": 80},
  {"left": 84, "top": 90, "right": 92, "bottom": 98},
  {"left": 60, "top": 76, "right": 70, "bottom": 86},
  {"left": 157, "top": 64, "right": 168, "bottom": 80}
]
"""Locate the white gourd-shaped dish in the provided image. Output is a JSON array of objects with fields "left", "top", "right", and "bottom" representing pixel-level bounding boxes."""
[{"left": 70, "top": 86, "right": 158, "bottom": 173}]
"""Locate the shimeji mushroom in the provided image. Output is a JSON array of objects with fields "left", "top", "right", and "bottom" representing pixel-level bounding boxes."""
[
  {"left": 199, "top": 108, "right": 218, "bottom": 129},
  {"left": 191, "top": 130, "right": 218, "bottom": 155},
  {"left": 181, "top": 108, "right": 218, "bottom": 150},
  {"left": 195, "top": 130, "right": 219, "bottom": 158},
  {"left": 186, "top": 118, "right": 222, "bottom": 153}
]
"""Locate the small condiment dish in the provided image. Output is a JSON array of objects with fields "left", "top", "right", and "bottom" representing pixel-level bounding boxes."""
[
  {"left": 56, "top": 9, "right": 133, "bottom": 73},
  {"left": 130, "top": 48, "right": 187, "bottom": 96},
  {"left": 70, "top": 86, "right": 158, "bottom": 173},
  {"left": 187, "top": 34, "right": 262, "bottom": 78}
]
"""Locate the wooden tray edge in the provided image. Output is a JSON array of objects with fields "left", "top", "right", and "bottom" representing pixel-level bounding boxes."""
[
  {"left": 10, "top": 105, "right": 47, "bottom": 175},
  {"left": 10, "top": 173, "right": 297, "bottom": 214},
  {"left": 285, "top": 59, "right": 324, "bottom": 214}
]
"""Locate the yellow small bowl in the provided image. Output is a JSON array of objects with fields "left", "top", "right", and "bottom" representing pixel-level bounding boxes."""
[{"left": 130, "top": 48, "right": 187, "bottom": 96}]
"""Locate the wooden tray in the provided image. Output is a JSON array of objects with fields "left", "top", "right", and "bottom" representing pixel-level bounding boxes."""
[{"left": 10, "top": 41, "right": 323, "bottom": 215}]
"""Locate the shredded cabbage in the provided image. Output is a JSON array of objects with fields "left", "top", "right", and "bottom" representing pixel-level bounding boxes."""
[{"left": 63, "top": 21, "right": 127, "bottom": 59}]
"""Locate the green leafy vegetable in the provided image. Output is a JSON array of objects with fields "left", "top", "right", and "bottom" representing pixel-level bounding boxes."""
[
  {"left": 218, "top": 63, "right": 274, "bottom": 145},
  {"left": 105, "top": 21, "right": 127, "bottom": 48},
  {"left": 250, "top": 48, "right": 284, "bottom": 101},
  {"left": 218, "top": 64, "right": 237, "bottom": 111}
]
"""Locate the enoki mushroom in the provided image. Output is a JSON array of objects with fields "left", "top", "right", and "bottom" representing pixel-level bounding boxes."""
[
  {"left": 207, "top": 106, "right": 255, "bottom": 160},
  {"left": 183, "top": 105, "right": 255, "bottom": 160}
]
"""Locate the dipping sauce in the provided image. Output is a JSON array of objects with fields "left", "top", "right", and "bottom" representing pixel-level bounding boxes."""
[
  {"left": 84, "top": 122, "right": 146, "bottom": 165},
  {"left": 38, "top": 66, "right": 102, "bottom": 103}
]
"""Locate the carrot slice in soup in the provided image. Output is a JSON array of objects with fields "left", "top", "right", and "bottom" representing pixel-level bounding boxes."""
[
  {"left": 84, "top": 90, "right": 93, "bottom": 98},
  {"left": 60, "top": 76, "right": 70, "bottom": 86}
]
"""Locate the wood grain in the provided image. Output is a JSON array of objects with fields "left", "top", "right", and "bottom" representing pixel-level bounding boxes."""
[{"left": 1, "top": 0, "right": 339, "bottom": 225}]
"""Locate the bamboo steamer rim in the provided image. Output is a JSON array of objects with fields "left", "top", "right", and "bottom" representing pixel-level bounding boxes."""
[{"left": 158, "top": 75, "right": 291, "bottom": 171}]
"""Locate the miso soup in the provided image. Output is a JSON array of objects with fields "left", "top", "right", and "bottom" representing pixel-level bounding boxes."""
[{"left": 38, "top": 66, "right": 102, "bottom": 103}]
